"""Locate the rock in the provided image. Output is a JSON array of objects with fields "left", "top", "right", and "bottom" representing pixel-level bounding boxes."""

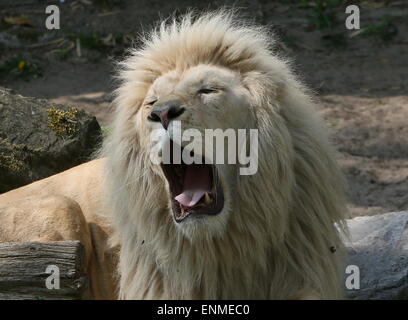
[
  {"left": 0, "top": 87, "right": 101, "bottom": 193},
  {"left": 344, "top": 211, "right": 408, "bottom": 299}
]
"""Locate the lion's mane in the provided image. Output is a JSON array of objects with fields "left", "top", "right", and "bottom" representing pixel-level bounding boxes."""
[{"left": 102, "top": 10, "right": 347, "bottom": 299}]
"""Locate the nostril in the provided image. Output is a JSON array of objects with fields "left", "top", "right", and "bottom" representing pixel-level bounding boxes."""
[
  {"left": 147, "top": 112, "right": 161, "bottom": 122},
  {"left": 167, "top": 106, "right": 185, "bottom": 120},
  {"left": 147, "top": 103, "right": 185, "bottom": 128}
]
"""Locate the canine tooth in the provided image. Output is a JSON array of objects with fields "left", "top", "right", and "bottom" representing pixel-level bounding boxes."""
[{"left": 204, "top": 192, "right": 212, "bottom": 205}]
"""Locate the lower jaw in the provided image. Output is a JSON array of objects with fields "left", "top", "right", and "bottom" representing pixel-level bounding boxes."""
[
  {"left": 173, "top": 181, "right": 224, "bottom": 222},
  {"left": 172, "top": 207, "right": 222, "bottom": 223}
]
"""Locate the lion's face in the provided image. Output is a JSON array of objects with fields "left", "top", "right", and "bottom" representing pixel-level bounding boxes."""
[{"left": 134, "top": 64, "right": 255, "bottom": 237}]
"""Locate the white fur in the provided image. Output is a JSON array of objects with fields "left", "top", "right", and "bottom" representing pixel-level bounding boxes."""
[{"left": 101, "top": 10, "right": 347, "bottom": 299}]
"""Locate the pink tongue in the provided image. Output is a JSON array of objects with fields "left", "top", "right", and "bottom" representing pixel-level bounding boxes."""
[{"left": 175, "top": 165, "right": 211, "bottom": 208}]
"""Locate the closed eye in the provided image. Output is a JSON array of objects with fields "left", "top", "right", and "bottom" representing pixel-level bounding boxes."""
[
  {"left": 197, "top": 88, "right": 218, "bottom": 95},
  {"left": 145, "top": 99, "right": 157, "bottom": 106}
]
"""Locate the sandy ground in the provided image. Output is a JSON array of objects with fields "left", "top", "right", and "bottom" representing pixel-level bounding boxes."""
[{"left": 0, "top": 0, "right": 407, "bottom": 217}]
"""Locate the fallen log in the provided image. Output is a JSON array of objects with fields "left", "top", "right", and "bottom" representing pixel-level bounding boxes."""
[{"left": 0, "top": 241, "right": 89, "bottom": 300}]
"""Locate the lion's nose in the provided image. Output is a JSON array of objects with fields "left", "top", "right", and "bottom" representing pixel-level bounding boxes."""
[{"left": 147, "top": 101, "right": 185, "bottom": 129}]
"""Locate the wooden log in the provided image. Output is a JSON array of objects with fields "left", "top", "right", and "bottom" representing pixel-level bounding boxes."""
[{"left": 0, "top": 241, "right": 90, "bottom": 300}]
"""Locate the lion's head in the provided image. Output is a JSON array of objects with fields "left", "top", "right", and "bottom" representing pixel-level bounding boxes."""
[
  {"left": 103, "top": 10, "right": 346, "bottom": 299},
  {"left": 139, "top": 63, "right": 258, "bottom": 238}
]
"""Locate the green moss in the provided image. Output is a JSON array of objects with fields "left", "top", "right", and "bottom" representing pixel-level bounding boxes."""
[
  {"left": 47, "top": 107, "right": 79, "bottom": 136},
  {"left": 0, "top": 151, "right": 26, "bottom": 173},
  {"left": 0, "top": 138, "right": 28, "bottom": 173}
]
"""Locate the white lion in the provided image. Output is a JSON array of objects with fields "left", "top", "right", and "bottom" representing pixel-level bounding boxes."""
[{"left": 0, "top": 11, "right": 347, "bottom": 299}]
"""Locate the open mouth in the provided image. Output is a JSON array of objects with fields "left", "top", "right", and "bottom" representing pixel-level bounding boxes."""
[{"left": 161, "top": 143, "right": 224, "bottom": 223}]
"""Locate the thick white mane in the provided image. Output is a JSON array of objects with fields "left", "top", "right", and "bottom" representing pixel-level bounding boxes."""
[{"left": 102, "top": 10, "right": 347, "bottom": 299}]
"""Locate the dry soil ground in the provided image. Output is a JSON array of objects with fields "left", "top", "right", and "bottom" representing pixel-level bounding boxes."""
[{"left": 0, "top": 0, "right": 407, "bottom": 217}]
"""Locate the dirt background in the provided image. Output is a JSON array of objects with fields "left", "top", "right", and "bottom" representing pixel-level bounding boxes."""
[{"left": 0, "top": 0, "right": 407, "bottom": 218}]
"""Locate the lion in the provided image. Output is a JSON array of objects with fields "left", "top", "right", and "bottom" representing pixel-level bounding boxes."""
[{"left": 0, "top": 11, "right": 347, "bottom": 299}]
